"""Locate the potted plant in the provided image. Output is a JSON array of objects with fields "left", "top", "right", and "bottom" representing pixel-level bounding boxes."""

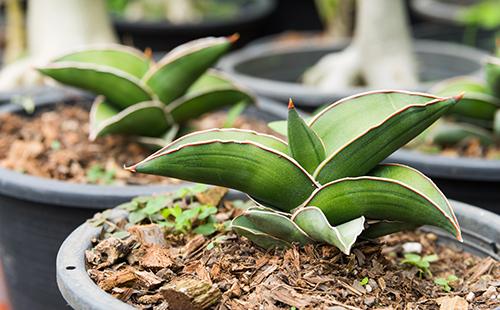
[
  {"left": 218, "top": 0, "right": 488, "bottom": 109},
  {"left": 388, "top": 56, "right": 500, "bottom": 213},
  {"left": 410, "top": 0, "right": 500, "bottom": 52},
  {"left": 56, "top": 90, "right": 499, "bottom": 309},
  {"left": 0, "top": 36, "right": 286, "bottom": 309},
  {"left": 107, "top": 0, "right": 277, "bottom": 50}
]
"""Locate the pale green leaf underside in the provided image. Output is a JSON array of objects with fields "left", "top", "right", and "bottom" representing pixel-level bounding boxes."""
[
  {"left": 53, "top": 47, "right": 150, "bottom": 78},
  {"left": 90, "top": 97, "right": 169, "bottom": 140},
  {"left": 231, "top": 219, "right": 291, "bottom": 249},
  {"left": 495, "top": 110, "right": 500, "bottom": 136},
  {"left": 38, "top": 63, "right": 152, "bottom": 109},
  {"left": 144, "top": 37, "right": 232, "bottom": 105},
  {"left": 149, "top": 128, "right": 290, "bottom": 155},
  {"left": 293, "top": 207, "right": 364, "bottom": 254},
  {"left": 304, "top": 177, "right": 461, "bottom": 240},
  {"left": 185, "top": 69, "right": 235, "bottom": 96},
  {"left": 313, "top": 94, "right": 458, "bottom": 182},
  {"left": 132, "top": 140, "right": 318, "bottom": 211},
  {"left": 238, "top": 209, "right": 312, "bottom": 245},
  {"left": 168, "top": 89, "right": 254, "bottom": 124}
]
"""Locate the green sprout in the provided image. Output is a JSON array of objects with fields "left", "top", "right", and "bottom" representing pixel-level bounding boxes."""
[
  {"left": 359, "top": 277, "right": 369, "bottom": 286},
  {"left": 401, "top": 253, "right": 439, "bottom": 277},
  {"left": 128, "top": 91, "right": 463, "bottom": 255},
  {"left": 434, "top": 275, "right": 459, "bottom": 292}
]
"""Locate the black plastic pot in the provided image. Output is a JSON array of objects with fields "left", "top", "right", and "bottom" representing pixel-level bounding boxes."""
[
  {"left": 218, "top": 38, "right": 488, "bottom": 109},
  {"left": 388, "top": 150, "right": 500, "bottom": 214},
  {"left": 0, "top": 88, "right": 287, "bottom": 310},
  {"left": 56, "top": 199, "right": 499, "bottom": 309},
  {"left": 112, "top": 0, "right": 276, "bottom": 51}
]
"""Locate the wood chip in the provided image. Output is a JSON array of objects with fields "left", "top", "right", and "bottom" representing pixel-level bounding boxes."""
[{"left": 436, "top": 296, "right": 468, "bottom": 310}]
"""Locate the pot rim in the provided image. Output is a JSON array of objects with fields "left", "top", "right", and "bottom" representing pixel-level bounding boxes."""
[
  {"left": 56, "top": 199, "right": 500, "bottom": 310},
  {"left": 112, "top": 0, "right": 276, "bottom": 33},
  {"left": 217, "top": 39, "right": 488, "bottom": 107},
  {"left": 0, "top": 87, "right": 287, "bottom": 209},
  {"left": 388, "top": 149, "right": 500, "bottom": 181}
]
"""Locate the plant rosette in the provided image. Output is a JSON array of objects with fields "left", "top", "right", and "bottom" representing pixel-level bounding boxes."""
[{"left": 57, "top": 186, "right": 500, "bottom": 309}]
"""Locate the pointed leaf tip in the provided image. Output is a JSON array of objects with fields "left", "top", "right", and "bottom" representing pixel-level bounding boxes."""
[
  {"left": 288, "top": 98, "right": 295, "bottom": 110},
  {"left": 144, "top": 47, "right": 153, "bottom": 59},
  {"left": 228, "top": 33, "right": 240, "bottom": 43},
  {"left": 124, "top": 164, "right": 136, "bottom": 173},
  {"left": 453, "top": 92, "right": 465, "bottom": 102}
]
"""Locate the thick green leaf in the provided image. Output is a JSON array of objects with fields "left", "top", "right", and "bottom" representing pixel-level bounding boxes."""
[
  {"left": 167, "top": 89, "right": 254, "bottom": 124},
  {"left": 287, "top": 100, "right": 326, "bottom": 174},
  {"left": 148, "top": 128, "right": 290, "bottom": 155},
  {"left": 427, "top": 121, "right": 494, "bottom": 146},
  {"left": 53, "top": 46, "right": 151, "bottom": 78},
  {"left": 231, "top": 216, "right": 291, "bottom": 249},
  {"left": 237, "top": 209, "right": 312, "bottom": 245},
  {"left": 311, "top": 91, "right": 460, "bottom": 182},
  {"left": 292, "top": 207, "right": 364, "bottom": 255},
  {"left": 38, "top": 62, "right": 153, "bottom": 109},
  {"left": 89, "top": 97, "right": 169, "bottom": 140},
  {"left": 129, "top": 140, "right": 318, "bottom": 211},
  {"left": 303, "top": 177, "right": 462, "bottom": 240},
  {"left": 368, "top": 164, "right": 459, "bottom": 230},
  {"left": 144, "top": 36, "right": 234, "bottom": 105},
  {"left": 486, "top": 57, "right": 500, "bottom": 97},
  {"left": 362, "top": 221, "right": 419, "bottom": 239}
]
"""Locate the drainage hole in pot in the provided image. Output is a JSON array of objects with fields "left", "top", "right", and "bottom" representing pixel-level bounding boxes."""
[{"left": 66, "top": 266, "right": 76, "bottom": 270}]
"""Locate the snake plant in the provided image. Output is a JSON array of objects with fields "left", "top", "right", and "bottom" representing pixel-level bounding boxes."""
[
  {"left": 38, "top": 35, "right": 254, "bottom": 145},
  {"left": 413, "top": 56, "right": 500, "bottom": 149},
  {"left": 127, "top": 90, "right": 463, "bottom": 255}
]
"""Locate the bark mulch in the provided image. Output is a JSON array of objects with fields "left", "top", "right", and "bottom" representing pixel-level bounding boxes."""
[
  {"left": 0, "top": 103, "right": 276, "bottom": 185},
  {"left": 85, "top": 189, "right": 500, "bottom": 310}
]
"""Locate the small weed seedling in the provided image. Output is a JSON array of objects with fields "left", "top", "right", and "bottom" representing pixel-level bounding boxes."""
[
  {"left": 401, "top": 253, "right": 439, "bottom": 277},
  {"left": 434, "top": 275, "right": 459, "bottom": 292}
]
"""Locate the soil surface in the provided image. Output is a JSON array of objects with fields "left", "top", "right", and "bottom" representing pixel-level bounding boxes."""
[
  {"left": 86, "top": 189, "right": 500, "bottom": 310},
  {"left": 0, "top": 103, "right": 278, "bottom": 185},
  {"left": 413, "top": 139, "right": 500, "bottom": 160}
]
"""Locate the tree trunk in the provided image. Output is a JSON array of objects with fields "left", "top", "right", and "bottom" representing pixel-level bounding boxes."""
[
  {"left": 303, "top": 0, "right": 418, "bottom": 91},
  {"left": 0, "top": 0, "right": 117, "bottom": 90}
]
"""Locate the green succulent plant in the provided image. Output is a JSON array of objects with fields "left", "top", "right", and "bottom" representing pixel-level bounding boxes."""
[
  {"left": 38, "top": 35, "right": 254, "bottom": 145},
  {"left": 413, "top": 56, "right": 500, "bottom": 149},
  {"left": 126, "top": 90, "right": 463, "bottom": 255}
]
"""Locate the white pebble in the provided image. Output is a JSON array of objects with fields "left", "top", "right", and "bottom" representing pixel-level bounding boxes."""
[
  {"left": 402, "top": 242, "right": 422, "bottom": 254},
  {"left": 466, "top": 292, "right": 475, "bottom": 302},
  {"left": 366, "top": 284, "right": 372, "bottom": 293}
]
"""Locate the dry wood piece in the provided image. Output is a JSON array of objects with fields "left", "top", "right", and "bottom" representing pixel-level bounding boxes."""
[
  {"left": 139, "top": 245, "right": 173, "bottom": 270},
  {"left": 86, "top": 237, "right": 136, "bottom": 269},
  {"left": 134, "top": 270, "right": 164, "bottom": 289},
  {"left": 128, "top": 224, "right": 167, "bottom": 247},
  {"left": 195, "top": 187, "right": 228, "bottom": 206},
  {"left": 98, "top": 268, "right": 137, "bottom": 291},
  {"left": 161, "top": 276, "right": 221, "bottom": 310},
  {"left": 436, "top": 296, "right": 468, "bottom": 310},
  {"left": 181, "top": 234, "right": 206, "bottom": 257}
]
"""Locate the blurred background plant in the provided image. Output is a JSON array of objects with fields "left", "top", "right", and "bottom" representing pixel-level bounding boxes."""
[{"left": 407, "top": 55, "right": 500, "bottom": 159}]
